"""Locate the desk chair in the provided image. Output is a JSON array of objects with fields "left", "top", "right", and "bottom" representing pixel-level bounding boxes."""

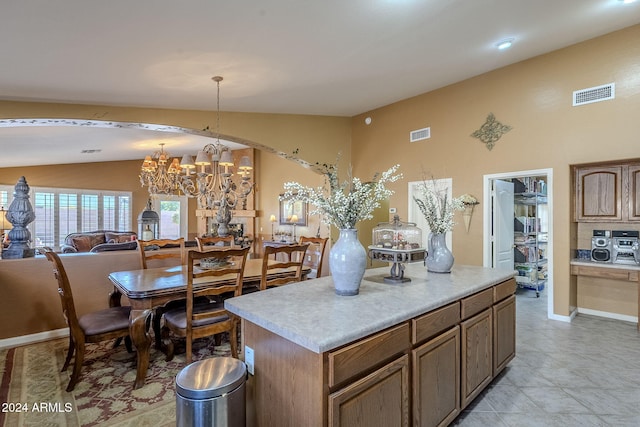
[
  {"left": 44, "top": 250, "right": 132, "bottom": 392},
  {"left": 196, "top": 235, "right": 234, "bottom": 251},
  {"left": 260, "top": 243, "right": 309, "bottom": 291},
  {"left": 161, "top": 247, "right": 250, "bottom": 363},
  {"left": 299, "top": 236, "right": 328, "bottom": 279},
  {"left": 138, "top": 238, "right": 186, "bottom": 349}
]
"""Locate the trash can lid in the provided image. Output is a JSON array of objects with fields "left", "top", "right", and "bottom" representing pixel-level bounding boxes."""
[{"left": 176, "top": 357, "right": 247, "bottom": 400}]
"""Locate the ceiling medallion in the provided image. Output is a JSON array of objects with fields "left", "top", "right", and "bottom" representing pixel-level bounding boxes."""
[{"left": 471, "top": 113, "right": 512, "bottom": 151}]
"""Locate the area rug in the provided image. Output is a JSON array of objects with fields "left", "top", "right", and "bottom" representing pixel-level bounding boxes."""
[{"left": 0, "top": 335, "right": 232, "bottom": 427}]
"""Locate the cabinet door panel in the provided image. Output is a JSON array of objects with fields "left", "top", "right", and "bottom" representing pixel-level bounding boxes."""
[
  {"left": 413, "top": 326, "right": 460, "bottom": 427},
  {"left": 576, "top": 166, "right": 622, "bottom": 221},
  {"left": 493, "top": 295, "right": 516, "bottom": 376},
  {"left": 328, "top": 354, "right": 409, "bottom": 427},
  {"left": 628, "top": 165, "right": 640, "bottom": 221},
  {"left": 460, "top": 308, "right": 493, "bottom": 408}
]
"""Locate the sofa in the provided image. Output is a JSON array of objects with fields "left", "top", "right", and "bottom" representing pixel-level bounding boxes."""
[{"left": 61, "top": 230, "right": 138, "bottom": 253}]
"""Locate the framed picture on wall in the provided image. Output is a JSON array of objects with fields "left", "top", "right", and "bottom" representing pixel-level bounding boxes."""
[{"left": 279, "top": 195, "right": 307, "bottom": 225}]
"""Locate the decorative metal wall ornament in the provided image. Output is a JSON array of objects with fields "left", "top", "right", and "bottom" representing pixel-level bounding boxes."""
[{"left": 471, "top": 113, "right": 512, "bottom": 151}]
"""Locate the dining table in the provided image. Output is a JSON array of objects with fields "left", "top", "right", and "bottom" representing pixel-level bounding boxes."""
[{"left": 108, "top": 257, "right": 309, "bottom": 389}]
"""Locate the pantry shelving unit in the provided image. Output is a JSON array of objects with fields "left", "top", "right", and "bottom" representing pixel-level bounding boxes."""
[{"left": 513, "top": 178, "right": 548, "bottom": 297}]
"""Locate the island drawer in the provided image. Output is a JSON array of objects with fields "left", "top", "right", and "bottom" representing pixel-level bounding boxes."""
[
  {"left": 494, "top": 278, "right": 516, "bottom": 302},
  {"left": 411, "top": 301, "right": 460, "bottom": 345},
  {"left": 328, "top": 322, "right": 410, "bottom": 388},
  {"left": 461, "top": 288, "right": 493, "bottom": 320}
]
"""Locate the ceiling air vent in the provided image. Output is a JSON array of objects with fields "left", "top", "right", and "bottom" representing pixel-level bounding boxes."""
[
  {"left": 410, "top": 127, "right": 430, "bottom": 142},
  {"left": 573, "top": 83, "right": 615, "bottom": 106}
]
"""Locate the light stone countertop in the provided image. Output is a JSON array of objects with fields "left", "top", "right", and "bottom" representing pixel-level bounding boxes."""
[
  {"left": 570, "top": 258, "right": 640, "bottom": 271},
  {"left": 225, "top": 264, "right": 516, "bottom": 353}
]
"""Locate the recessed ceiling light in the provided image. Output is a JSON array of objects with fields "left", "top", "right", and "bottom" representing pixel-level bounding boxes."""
[{"left": 496, "top": 38, "right": 514, "bottom": 50}]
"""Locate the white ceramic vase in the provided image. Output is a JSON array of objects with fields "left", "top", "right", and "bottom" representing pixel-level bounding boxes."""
[
  {"left": 426, "top": 232, "right": 454, "bottom": 273},
  {"left": 329, "top": 228, "right": 366, "bottom": 296}
]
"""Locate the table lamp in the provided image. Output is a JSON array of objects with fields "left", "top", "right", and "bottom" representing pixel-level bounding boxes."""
[
  {"left": 269, "top": 214, "right": 277, "bottom": 240},
  {"left": 0, "top": 207, "right": 11, "bottom": 253},
  {"left": 290, "top": 214, "right": 298, "bottom": 242}
]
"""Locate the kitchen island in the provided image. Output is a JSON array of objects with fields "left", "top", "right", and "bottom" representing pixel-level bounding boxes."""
[{"left": 225, "top": 264, "right": 516, "bottom": 427}]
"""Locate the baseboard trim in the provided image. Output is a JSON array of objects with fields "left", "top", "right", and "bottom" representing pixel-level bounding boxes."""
[
  {"left": 0, "top": 328, "right": 69, "bottom": 350},
  {"left": 577, "top": 307, "right": 638, "bottom": 324},
  {"left": 548, "top": 312, "right": 573, "bottom": 323}
]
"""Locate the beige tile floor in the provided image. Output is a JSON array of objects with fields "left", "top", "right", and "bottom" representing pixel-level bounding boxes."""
[{"left": 453, "top": 288, "right": 640, "bottom": 427}]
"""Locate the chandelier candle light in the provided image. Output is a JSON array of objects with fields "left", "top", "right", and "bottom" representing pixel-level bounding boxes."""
[{"left": 138, "top": 76, "right": 255, "bottom": 237}]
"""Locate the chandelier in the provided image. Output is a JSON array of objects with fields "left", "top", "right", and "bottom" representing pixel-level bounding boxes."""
[{"left": 139, "top": 76, "right": 254, "bottom": 236}]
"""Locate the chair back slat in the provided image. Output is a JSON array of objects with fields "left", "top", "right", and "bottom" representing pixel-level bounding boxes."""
[
  {"left": 138, "top": 238, "right": 185, "bottom": 269},
  {"left": 299, "top": 236, "right": 328, "bottom": 278},
  {"left": 196, "top": 236, "right": 234, "bottom": 251},
  {"left": 44, "top": 250, "right": 81, "bottom": 334},
  {"left": 260, "top": 243, "right": 309, "bottom": 290},
  {"left": 186, "top": 247, "right": 250, "bottom": 320}
]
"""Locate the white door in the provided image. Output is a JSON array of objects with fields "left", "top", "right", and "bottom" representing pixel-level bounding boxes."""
[{"left": 493, "top": 179, "right": 514, "bottom": 270}]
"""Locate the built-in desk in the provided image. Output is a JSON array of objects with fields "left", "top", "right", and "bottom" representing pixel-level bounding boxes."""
[
  {"left": 570, "top": 259, "right": 640, "bottom": 329},
  {"left": 225, "top": 264, "right": 516, "bottom": 427}
]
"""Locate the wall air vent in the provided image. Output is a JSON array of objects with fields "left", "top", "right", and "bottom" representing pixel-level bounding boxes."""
[
  {"left": 410, "top": 127, "right": 430, "bottom": 142},
  {"left": 573, "top": 83, "right": 615, "bottom": 106},
  {"left": 81, "top": 149, "right": 102, "bottom": 154}
]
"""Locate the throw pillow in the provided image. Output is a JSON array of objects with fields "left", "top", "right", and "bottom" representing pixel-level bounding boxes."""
[
  {"left": 71, "top": 236, "right": 93, "bottom": 252},
  {"left": 87, "top": 233, "right": 106, "bottom": 249},
  {"left": 105, "top": 232, "right": 134, "bottom": 243}
]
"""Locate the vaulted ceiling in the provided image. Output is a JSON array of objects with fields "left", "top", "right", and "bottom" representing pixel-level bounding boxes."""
[{"left": 1, "top": 0, "right": 639, "bottom": 167}]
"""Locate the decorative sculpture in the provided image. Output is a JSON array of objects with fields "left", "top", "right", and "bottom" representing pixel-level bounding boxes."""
[{"left": 2, "top": 176, "right": 36, "bottom": 259}]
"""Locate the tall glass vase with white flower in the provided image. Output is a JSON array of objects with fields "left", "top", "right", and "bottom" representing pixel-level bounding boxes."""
[
  {"left": 413, "top": 179, "right": 465, "bottom": 273},
  {"left": 282, "top": 160, "right": 402, "bottom": 295}
]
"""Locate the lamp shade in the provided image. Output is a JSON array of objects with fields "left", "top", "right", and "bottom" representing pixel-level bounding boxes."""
[
  {"left": 238, "top": 156, "right": 252, "bottom": 171},
  {"left": 269, "top": 214, "right": 277, "bottom": 222},
  {"left": 290, "top": 214, "right": 299, "bottom": 223},
  {"left": 0, "top": 208, "right": 10, "bottom": 230},
  {"left": 219, "top": 150, "right": 234, "bottom": 167},
  {"left": 180, "top": 154, "right": 196, "bottom": 169},
  {"left": 195, "top": 151, "right": 211, "bottom": 166}
]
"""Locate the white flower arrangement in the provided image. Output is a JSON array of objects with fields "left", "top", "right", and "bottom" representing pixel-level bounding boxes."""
[
  {"left": 460, "top": 193, "right": 479, "bottom": 206},
  {"left": 413, "top": 180, "right": 465, "bottom": 234},
  {"left": 281, "top": 161, "right": 402, "bottom": 230}
]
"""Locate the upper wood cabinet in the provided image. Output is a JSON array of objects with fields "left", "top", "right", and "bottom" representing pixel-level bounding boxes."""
[
  {"left": 627, "top": 165, "right": 640, "bottom": 221},
  {"left": 575, "top": 163, "right": 640, "bottom": 222}
]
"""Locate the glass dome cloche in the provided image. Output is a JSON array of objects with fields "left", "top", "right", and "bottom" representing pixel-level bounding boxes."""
[{"left": 369, "top": 215, "right": 426, "bottom": 283}]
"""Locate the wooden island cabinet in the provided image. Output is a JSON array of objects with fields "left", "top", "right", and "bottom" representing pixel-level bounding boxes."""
[{"left": 226, "top": 265, "right": 516, "bottom": 427}]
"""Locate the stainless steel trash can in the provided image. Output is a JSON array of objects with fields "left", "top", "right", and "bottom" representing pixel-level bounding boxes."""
[{"left": 176, "top": 357, "right": 247, "bottom": 427}]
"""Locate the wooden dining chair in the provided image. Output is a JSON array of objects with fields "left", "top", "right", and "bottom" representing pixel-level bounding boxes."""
[
  {"left": 138, "top": 237, "right": 186, "bottom": 349},
  {"left": 299, "top": 236, "right": 328, "bottom": 279},
  {"left": 161, "top": 247, "right": 250, "bottom": 363},
  {"left": 260, "top": 243, "right": 309, "bottom": 291},
  {"left": 196, "top": 235, "right": 234, "bottom": 251},
  {"left": 44, "top": 249, "right": 133, "bottom": 392}
]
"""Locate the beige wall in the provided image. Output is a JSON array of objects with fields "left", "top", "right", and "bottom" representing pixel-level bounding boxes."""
[
  {"left": 350, "top": 24, "right": 640, "bottom": 318},
  {"left": 2, "top": 24, "right": 640, "bottom": 341}
]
